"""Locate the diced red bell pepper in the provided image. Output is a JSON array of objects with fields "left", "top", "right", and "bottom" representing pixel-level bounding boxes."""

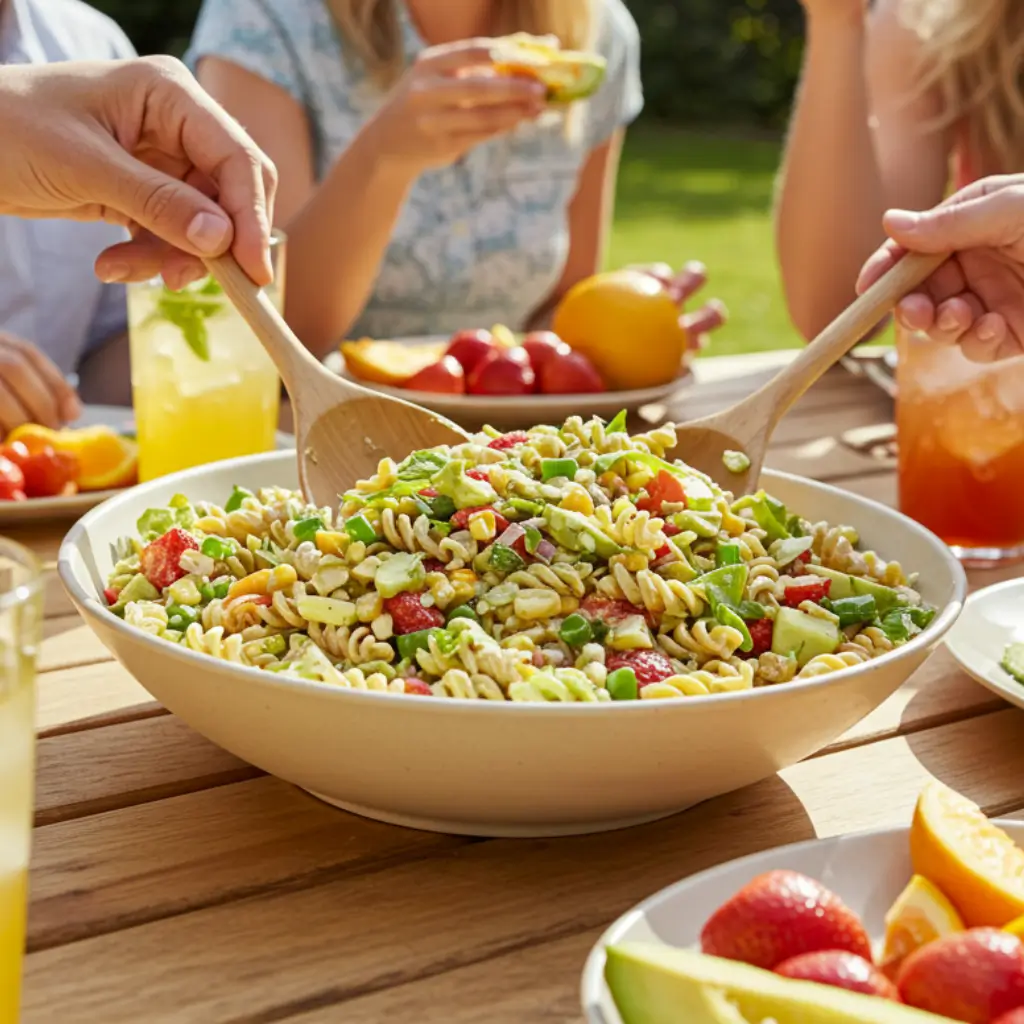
[
  {"left": 465, "top": 468, "right": 490, "bottom": 482},
  {"left": 139, "top": 527, "right": 198, "bottom": 590},
  {"left": 450, "top": 505, "right": 509, "bottom": 533},
  {"left": 487, "top": 431, "right": 530, "bottom": 451},
  {"left": 418, "top": 487, "right": 439, "bottom": 498},
  {"left": 782, "top": 577, "right": 832, "bottom": 608},
  {"left": 747, "top": 617, "right": 774, "bottom": 657},
  {"left": 637, "top": 470, "right": 688, "bottom": 514},
  {"left": 385, "top": 592, "right": 445, "bottom": 634},
  {"left": 403, "top": 678, "right": 433, "bottom": 696},
  {"left": 103, "top": 587, "right": 120, "bottom": 606}
]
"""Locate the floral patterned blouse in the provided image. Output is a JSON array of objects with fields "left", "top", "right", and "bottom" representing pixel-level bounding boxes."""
[{"left": 187, "top": 0, "right": 643, "bottom": 339}]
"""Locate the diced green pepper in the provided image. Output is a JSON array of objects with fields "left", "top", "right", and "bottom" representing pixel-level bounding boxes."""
[
  {"left": 200, "top": 536, "right": 235, "bottom": 561},
  {"left": 715, "top": 541, "right": 741, "bottom": 568},
  {"left": 489, "top": 543, "right": 526, "bottom": 573},
  {"left": 446, "top": 605, "right": 479, "bottom": 624},
  {"left": 293, "top": 516, "right": 325, "bottom": 543},
  {"left": 828, "top": 594, "right": 878, "bottom": 628},
  {"left": 225, "top": 486, "right": 253, "bottom": 513},
  {"left": 606, "top": 667, "right": 639, "bottom": 700},
  {"left": 541, "top": 457, "right": 578, "bottom": 481},
  {"left": 344, "top": 514, "right": 378, "bottom": 544},
  {"left": 166, "top": 604, "right": 200, "bottom": 632},
  {"left": 524, "top": 526, "right": 542, "bottom": 555},
  {"left": 396, "top": 628, "right": 446, "bottom": 660},
  {"left": 558, "top": 613, "right": 593, "bottom": 647}
]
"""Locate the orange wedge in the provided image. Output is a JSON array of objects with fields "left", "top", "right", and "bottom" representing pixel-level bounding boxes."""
[
  {"left": 5, "top": 422, "right": 61, "bottom": 452},
  {"left": 879, "top": 874, "right": 963, "bottom": 977},
  {"left": 340, "top": 339, "right": 448, "bottom": 386},
  {"left": 1005, "top": 914, "right": 1024, "bottom": 938},
  {"left": 55, "top": 427, "right": 137, "bottom": 491},
  {"left": 910, "top": 781, "right": 1024, "bottom": 927}
]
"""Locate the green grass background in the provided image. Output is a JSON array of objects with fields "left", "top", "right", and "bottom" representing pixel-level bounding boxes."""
[{"left": 608, "top": 126, "right": 802, "bottom": 357}]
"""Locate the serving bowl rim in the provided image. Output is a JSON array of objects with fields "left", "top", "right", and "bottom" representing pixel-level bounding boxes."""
[{"left": 58, "top": 450, "right": 967, "bottom": 717}]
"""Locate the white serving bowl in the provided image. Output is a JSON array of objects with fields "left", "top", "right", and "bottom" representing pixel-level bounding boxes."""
[{"left": 59, "top": 451, "right": 966, "bottom": 838}]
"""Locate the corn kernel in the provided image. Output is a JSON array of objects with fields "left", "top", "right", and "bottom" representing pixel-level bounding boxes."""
[
  {"left": 449, "top": 568, "right": 478, "bottom": 586},
  {"left": 468, "top": 510, "right": 497, "bottom": 542},
  {"left": 356, "top": 591, "right": 384, "bottom": 622},
  {"left": 267, "top": 564, "right": 299, "bottom": 593},
  {"left": 315, "top": 531, "right": 347, "bottom": 557},
  {"left": 559, "top": 485, "right": 594, "bottom": 517},
  {"left": 228, "top": 568, "right": 272, "bottom": 600}
]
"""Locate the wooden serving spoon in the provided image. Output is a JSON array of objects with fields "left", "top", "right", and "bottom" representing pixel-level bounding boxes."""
[
  {"left": 204, "top": 255, "right": 470, "bottom": 507},
  {"left": 663, "top": 251, "right": 948, "bottom": 496}
]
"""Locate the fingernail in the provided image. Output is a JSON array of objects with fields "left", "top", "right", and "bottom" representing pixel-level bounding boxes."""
[
  {"left": 186, "top": 212, "right": 232, "bottom": 255},
  {"left": 938, "top": 310, "right": 959, "bottom": 332},
  {"left": 886, "top": 210, "right": 920, "bottom": 233},
  {"left": 978, "top": 321, "right": 997, "bottom": 341},
  {"left": 98, "top": 263, "right": 130, "bottom": 283},
  {"left": 62, "top": 393, "right": 82, "bottom": 422}
]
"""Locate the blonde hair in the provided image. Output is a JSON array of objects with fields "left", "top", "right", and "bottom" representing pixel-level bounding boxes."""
[
  {"left": 901, "top": 0, "right": 1024, "bottom": 174},
  {"left": 326, "top": 0, "right": 597, "bottom": 88}
]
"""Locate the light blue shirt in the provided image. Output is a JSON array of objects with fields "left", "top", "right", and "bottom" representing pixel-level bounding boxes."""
[
  {"left": 0, "top": 0, "right": 135, "bottom": 373},
  {"left": 188, "top": 0, "right": 643, "bottom": 339}
]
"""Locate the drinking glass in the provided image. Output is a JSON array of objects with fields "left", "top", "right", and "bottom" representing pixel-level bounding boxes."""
[
  {"left": 0, "top": 540, "right": 42, "bottom": 1023},
  {"left": 896, "top": 327, "right": 1024, "bottom": 565},
  {"left": 127, "top": 232, "right": 286, "bottom": 482}
]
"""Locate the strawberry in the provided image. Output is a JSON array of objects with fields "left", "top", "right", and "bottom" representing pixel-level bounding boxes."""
[
  {"left": 385, "top": 593, "right": 445, "bottom": 635},
  {"left": 746, "top": 618, "right": 774, "bottom": 657},
  {"left": 775, "top": 951, "right": 898, "bottom": 1000},
  {"left": 487, "top": 431, "right": 530, "bottom": 451},
  {"left": 700, "top": 870, "right": 872, "bottom": 970},
  {"left": 450, "top": 506, "right": 509, "bottom": 533},
  {"left": 139, "top": 528, "right": 198, "bottom": 591},
  {"left": 898, "top": 929, "right": 1024, "bottom": 1024},
  {"left": 402, "top": 678, "right": 433, "bottom": 696},
  {"left": 605, "top": 649, "right": 674, "bottom": 686}
]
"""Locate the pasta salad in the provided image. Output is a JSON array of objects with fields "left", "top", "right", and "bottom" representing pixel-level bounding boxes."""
[{"left": 104, "top": 414, "right": 935, "bottom": 702}]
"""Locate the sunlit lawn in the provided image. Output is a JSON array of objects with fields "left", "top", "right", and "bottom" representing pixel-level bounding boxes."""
[{"left": 608, "top": 126, "right": 803, "bottom": 356}]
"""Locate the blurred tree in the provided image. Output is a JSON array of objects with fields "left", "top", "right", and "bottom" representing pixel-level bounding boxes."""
[{"left": 88, "top": 0, "right": 805, "bottom": 127}]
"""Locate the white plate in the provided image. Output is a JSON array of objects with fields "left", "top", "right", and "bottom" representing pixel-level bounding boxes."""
[
  {"left": 326, "top": 340, "right": 694, "bottom": 430},
  {"left": 0, "top": 405, "right": 295, "bottom": 525},
  {"left": 581, "top": 820, "right": 1024, "bottom": 1023},
  {"left": 945, "top": 578, "right": 1024, "bottom": 712}
]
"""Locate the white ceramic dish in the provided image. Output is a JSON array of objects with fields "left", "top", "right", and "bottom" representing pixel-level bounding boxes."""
[
  {"left": 580, "top": 820, "right": 1024, "bottom": 1023},
  {"left": 945, "top": 578, "right": 1024, "bottom": 712},
  {"left": 59, "top": 450, "right": 966, "bottom": 838},
  {"left": 325, "top": 340, "right": 693, "bottom": 431},
  {"left": 0, "top": 405, "right": 294, "bottom": 524}
]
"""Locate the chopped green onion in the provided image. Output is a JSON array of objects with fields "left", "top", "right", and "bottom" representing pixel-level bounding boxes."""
[
  {"left": 344, "top": 514, "right": 378, "bottom": 544},
  {"left": 606, "top": 667, "right": 639, "bottom": 701},
  {"left": 294, "top": 516, "right": 325, "bottom": 543},
  {"left": 541, "top": 457, "right": 578, "bottom": 481},
  {"left": 446, "top": 605, "right": 479, "bottom": 624},
  {"left": 225, "top": 486, "right": 253, "bottom": 513},
  {"left": 396, "top": 628, "right": 446, "bottom": 661},
  {"left": 200, "top": 536, "right": 235, "bottom": 561},
  {"left": 558, "top": 613, "right": 593, "bottom": 647},
  {"left": 715, "top": 541, "right": 741, "bottom": 567},
  {"left": 489, "top": 543, "right": 526, "bottom": 573},
  {"left": 828, "top": 595, "right": 878, "bottom": 628}
]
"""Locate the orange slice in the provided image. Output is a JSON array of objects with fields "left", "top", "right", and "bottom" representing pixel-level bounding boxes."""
[
  {"left": 55, "top": 427, "right": 137, "bottom": 491},
  {"left": 879, "top": 874, "right": 963, "bottom": 977},
  {"left": 910, "top": 781, "right": 1024, "bottom": 927},
  {"left": 5, "top": 423, "right": 61, "bottom": 452},
  {"left": 340, "top": 339, "right": 447, "bottom": 386},
  {"left": 1005, "top": 914, "right": 1024, "bottom": 938}
]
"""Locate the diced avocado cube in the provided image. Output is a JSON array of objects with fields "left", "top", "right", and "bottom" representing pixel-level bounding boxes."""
[
  {"left": 374, "top": 552, "right": 426, "bottom": 599},
  {"left": 111, "top": 574, "right": 160, "bottom": 614},
  {"left": 771, "top": 607, "right": 840, "bottom": 667}
]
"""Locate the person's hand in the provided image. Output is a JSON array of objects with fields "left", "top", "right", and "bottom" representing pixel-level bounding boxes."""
[
  {"left": 856, "top": 175, "right": 1024, "bottom": 362},
  {"left": 798, "top": 0, "right": 867, "bottom": 21},
  {"left": 0, "top": 57, "right": 277, "bottom": 289},
  {"left": 362, "top": 39, "right": 546, "bottom": 174},
  {"left": 628, "top": 262, "right": 728, "bottom": 351},
  {"left": 0, "top": 334, "right": 81, "bottom": 433}
]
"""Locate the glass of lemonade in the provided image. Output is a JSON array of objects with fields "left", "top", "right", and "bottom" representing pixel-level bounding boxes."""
[
  {"left": 896, "top": 327, "right": 1024, "bottom": 565},
  {"left": 128, "top": 233, "right": 286, "bottom": 481},
  {"left": 0, "top": 540, "right": 42, "bottom": 1023}
]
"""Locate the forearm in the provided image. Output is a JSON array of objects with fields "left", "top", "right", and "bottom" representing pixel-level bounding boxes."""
[
  {"left": 775, "top": 14, "right": 887, "bottom": 339},
  {"left": 282, "top": 125, "right": 419, "bottom": 355}
]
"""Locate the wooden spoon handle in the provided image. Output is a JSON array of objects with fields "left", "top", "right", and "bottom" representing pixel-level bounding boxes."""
[
  {"left": 203, "top": 253, "right": 364, "bottom": 401},
  {"left": 758, "top": 250, "right": 948, "bottom": 427}
]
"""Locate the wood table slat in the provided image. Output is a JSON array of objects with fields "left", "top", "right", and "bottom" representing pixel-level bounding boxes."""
[{"left": 36, "top": 660, "right": 155, "bottom": 736}]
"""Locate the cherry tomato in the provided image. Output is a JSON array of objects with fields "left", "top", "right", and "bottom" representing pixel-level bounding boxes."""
[
  {"left": 0, "top": 455, "right": 26, "bottom": 501},
  {"left": 0, "top": 441, "right": 31, "bottom": 472},
  {"left": 20, "top": 446, "right": 79, "bottom": 498},
  {"left": 637, "top": 470, "right": 688, "bottom": 513}
]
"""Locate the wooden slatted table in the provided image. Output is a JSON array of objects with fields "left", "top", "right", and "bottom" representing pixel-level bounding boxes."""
[{"left": 12, "top": 351, "right": 1024, "bottom": 1023}]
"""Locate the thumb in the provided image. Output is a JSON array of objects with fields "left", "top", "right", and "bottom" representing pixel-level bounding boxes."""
[
  {"left": 884, "top": 190, "right": 1024, "bottom": 253},
  {"left": 98, "top": 147, "right": 236, "bottom": 259}
]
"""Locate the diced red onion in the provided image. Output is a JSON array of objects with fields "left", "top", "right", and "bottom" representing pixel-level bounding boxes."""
[{"left": 535, "top": 540, "right": 557, "bottom": 563}]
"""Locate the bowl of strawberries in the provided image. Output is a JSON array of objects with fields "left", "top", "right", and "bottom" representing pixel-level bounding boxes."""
[{"left": 585, "top": 781, "right": 1024, "bottom": 1023}]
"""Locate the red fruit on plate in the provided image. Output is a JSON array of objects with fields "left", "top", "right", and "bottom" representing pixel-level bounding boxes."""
[
  {"left": 700, "top": 870, "right": 872, "bottom": 970},
  {"left": 521, "top": 331, "right": 569, "bottom": 372},
  {"left": 466, "top": 348, "right": 535, "bottom": 396},
  {"left": 445, "top": 329, "right": 496, "bottom": 374},
  {"left": 139, "top": 527, "right": 199, "bottom": 591},
  {"left": 403, "top": 356, "right": 465, "bottom": 395},
  {"left": 605, "top": 649, "right": 674, "bottom": 686},
  {"left": 775, "top": 951, "right": 898, "bottom": 1000},
  {"left": 538, "top": 349, "right": 605, "bottom": 394},
  {"left": 897, "top": 928, "right": 1024, "bottom": 1024}
]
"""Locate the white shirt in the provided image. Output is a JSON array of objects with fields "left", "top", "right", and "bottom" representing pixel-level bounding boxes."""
[{"left": 0, "top": 0, "right": 135, "bottom": 374}]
